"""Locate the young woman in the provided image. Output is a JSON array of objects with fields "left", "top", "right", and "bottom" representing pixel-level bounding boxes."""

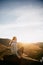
[{"left": 9, "top": 37, "right": 24, "bottom": 59}]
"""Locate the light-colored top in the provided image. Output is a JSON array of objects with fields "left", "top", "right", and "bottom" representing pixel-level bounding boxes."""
[
  {"left": 9, "top": 40, "right": 24, "bottom": 58},
  {"left": 9, "top": 40, "right": 17, "bottom": 54}
]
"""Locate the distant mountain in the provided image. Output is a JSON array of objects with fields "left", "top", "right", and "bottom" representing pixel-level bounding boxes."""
[{"left": 0, "top": 38, "right": 11, "bottom": 46}]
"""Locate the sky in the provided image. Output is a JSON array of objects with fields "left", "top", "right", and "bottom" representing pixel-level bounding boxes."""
[{"left": 0, "top": 0, "right": 43, "bottom": 42}]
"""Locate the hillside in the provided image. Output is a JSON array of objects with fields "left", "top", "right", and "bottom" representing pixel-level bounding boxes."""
[
  {"left": 0, "top": 43, "right": 12, "bottom": 60},
  {"left": 0, "top": 38, "right": 11, "bottom": 60},
  {"left": 0, "top": 38, "right": 10, "bottom": 46},
  {"left": 23, "top": 43, "right": 43, "bottom": 60},
  {"left": 0, "top": 38, "right": 43, "bottom": 65}
]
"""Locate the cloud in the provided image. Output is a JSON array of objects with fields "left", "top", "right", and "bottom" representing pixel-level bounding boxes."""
[
  {"left": 0, "top": 2, "right": 43, "bottom": 42},
  {"left": 0, "top": 4, "right": 43, "bottom": 24}
]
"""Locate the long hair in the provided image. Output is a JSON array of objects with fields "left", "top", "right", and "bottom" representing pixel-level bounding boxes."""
[
  {"left": 12, "top": 37, "right": 17, "bottom": 41},
  {"left": 9, "top": 36, "right": 17, "bottom": 45}
]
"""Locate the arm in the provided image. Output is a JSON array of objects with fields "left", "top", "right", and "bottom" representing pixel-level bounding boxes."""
[{"left": 9, "top": 40, "right": 13, "bottom": 46}]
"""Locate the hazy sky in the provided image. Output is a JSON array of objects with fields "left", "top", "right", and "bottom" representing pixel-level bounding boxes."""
[{"left": 0, "top": 0, "right": 43, "bottom": 42}]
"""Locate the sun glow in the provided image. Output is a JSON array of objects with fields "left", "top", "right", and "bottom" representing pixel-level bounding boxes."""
[{"left": 0, "top": 1, "right": 43, "bottom": 43}]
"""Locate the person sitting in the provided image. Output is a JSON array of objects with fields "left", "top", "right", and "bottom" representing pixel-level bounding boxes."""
[{"left": 9, "top": 36, "right": 24, "bottom": 59}]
